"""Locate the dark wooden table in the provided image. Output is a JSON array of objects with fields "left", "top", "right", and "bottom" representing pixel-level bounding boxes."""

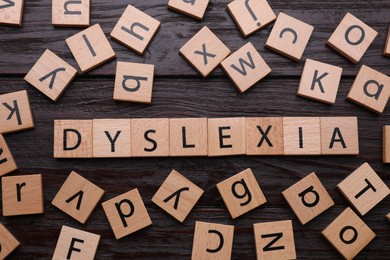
[{"left": 0, "top": 0, "right": 389, "bottom": 259}]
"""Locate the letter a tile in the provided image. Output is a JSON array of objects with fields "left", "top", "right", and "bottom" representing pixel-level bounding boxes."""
[
  {"left": 0, "top": 0, "right": 24, "bottom": 26},
  {"left": 52, "top": 0, "right": 90, "bottom": 27},
  {"left": 0, "top": 223, "right": 20, "bottom": 259}
]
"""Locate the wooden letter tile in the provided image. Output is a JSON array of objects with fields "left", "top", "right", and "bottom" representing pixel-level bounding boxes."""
[
  {"left": 253, "top": 220, "right": 296, "bottom": 260},
  {"left": 265, "top": 12, "right": 314, "bottom": 61},
  {"left": 66, "top": 24, "right": 115, "bottom": 73},
  {"left": 179, "top": 26, "right": 231, "bottom": 77},
  {"left": 52, "top": 171, "right": 105, "bottom": 224},
  {"left": 2, "top": 174, "right": 44, "bottom": 216},
  {"left": 227, "top": 0, "right": 276, "bottom": 37},
  {"left": 24, "top": 49, "right": 77, "bottom": 101},
  {"left": 111, "top": 5, "right": 160, "bottom": 55},
  {"left": 282, "top": 172, "right": 334, "bottom": 225},
  {"left": 337, "top": 162, "right": 389, "bottom": 216},
  {"left": 384, "top": 126, "right": 390, "bottom": 163},
  {"left": 384, "top": 26, "right": 390, "bottom": 57},
  {"left": 0, "top": 134, "right": 17, "bottom": 177},
  {"left": 152, "top": 169, "right": 204, "bottom": 222},
  {"left": 327, "top": 13, "right": 378, "bottom": 64},
  {"left": 192, "top": 221, "right": 234, "bottom": 260},
  {"left": 347, "top": 65, "right": 390, "bottom": 114},
  {"left": 113, "top": 62, "right": 154, "bottom": 104},
  {"left": 216, "top": 168, "right": 267, "bottom": 219},
  {"left": 221, "top": 42, "right": 271, "bottom": 93},
  {"left": 52, "top": 0, "right": 90, "bottom": 27},
  {"left": 0, "top": 223, "right": 20, "bottom": 259},
  {"left": 102, "top": 188, "right": 152, "bottom": 239},
  {"left": 322, "top": 207, "right": 376, "bottom": 259},
  {"left": 0, "top": 0, "right": 24, "bottom": 26},
  {"left": 53, "top": 225, "right": 100, "bottom": 260},
  {"left": 168, "top": 0, "right": 209, "bottom": 20}
]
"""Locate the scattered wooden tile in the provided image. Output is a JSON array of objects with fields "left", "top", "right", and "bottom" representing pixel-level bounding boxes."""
[
  {"left": 253, "top": 220, "right": 296, "bottom": 260},
  {"left": 113, "top": 62, "right": 154, "bottom": 104},
  {"left": 385, "top": 26, "right": 390, "bottom": 57},
  {"left": 1, "top": 174, "right": 44, "bottom": 216},
  {"left": 221, "top": 42, "right": 271, "bottom": 93},
  {"left": 111, "top": 5, "right": 160, "bottom": 55},
  {"left": 53, "top": 225, "right": 100, "bottom": 259},
  {"left": 282, "top": 172, "right": 334, "bottom": 225},
  {"left": 283, "top": 117, "right": 321, "bottom": 155},
  {"left": 0, "top": 223, "right": 20, "bottom": 259},
  {"left": 65, "top": 23, "right": 115, "bottom": 73},
  {"left": 297, "top": 59, "right": 343, "bottom": 104},
  {"left": 152, "top": 169, "right": 204, "bottom": 222},
  {"left": 52, "top": 0, "right": 90, "bottom": 27},
  {"left": 192, "top": 221, "right": 234, "bottom": 260},
  {"left": 384, "top": 126, "right": 390, "bottom": 163},
  {"left": 169, "top": 118, "right": 208, "bottom": 156},
  {"left": 0, "top": 134, "right": 17, "bottom": 177},
  {"left": 0, "top": 0, "right": 24, "bottom": 26},
  {"left": 227, "top": 0, "right": 276, "bottom": 37},
  {"left": 245, "top": 117, "right": 283, "bottom": 155},
  {"left": 168, "top": 0, "right": 209, "bottom": 20},
  {"left": 102, "top": 188, "right": 152, "bottom": 239},
  {"left": 337, "top": 162, "right": 390, "bottom": 216},
  {"left": 93, "top": 119, "right": 131, "bottom": 158},
  {"left": 208, "top": 117, "right": 245, "bottom": 157},
  {"left": 347, "top": 65, "right": 390, "bottom": 114},
  {"left": 265, "top": 12, "right": 314, "bottom": 61},
  {"left": 387, "top": 212, "right": 390, "bottom": 222},
  {"left": 216, "top": 168, "right": 266, "bottom": 219},
  {"left": 179, "top": 26, "right": 231, "bottom": 77},
  {"left": 322, "top": 207, "right": 376, "bottom": 260},
  {"left": 0, "top": 90, "right": 34, "bottom": 134},
  {"left": 54, "top": 120, "right": 93, "bottom": 158},
  {"left": 52, "top": 171, "right": 105, "bottom": 224},
  {"left": 327, "top": 12, "right": 378, "bottom": 64},
  {"left": 24, "top": 49, "right": 77, "bottom": 101}
]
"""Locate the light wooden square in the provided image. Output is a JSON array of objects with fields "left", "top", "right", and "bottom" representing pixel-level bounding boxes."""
[
  {"left": 113, "top": 62, "right": 154, "bottom": 104},
  {"left": 102, "top": 189, "right": 152, "bottom": 239},
  {"left": 337, "top": 162, "right": 390, "bottom": 216},
  {"left": 2, "top": 174, "right": 44, "bottom": 216},
  {"left": 93, "top": 119, "right": 131, "bottom": 158},
  {"left": 24, "top": 49, "right": 77, "bottom": 101},
  {"left": 53, "top": 225, "right": 100, "bottom": 260},
  {"left": 54, "top": 120, "right": 93, "bottom": 158},
  {"left": 297, "top": 59, "right": 343, "bottom": 104},
  {"left": 283, "top": 117, "right": 321, "bottom": 155},
  {"left": 253, "top": 220, "right": 296, "bottom": 260},
  {"left": 168, "top": 0, "right": 209, "bottom": 20},
  {"left": 320, "top": 117, "right": 359, "bottom": 155},
  {"left": 265, "top": 12, "right": 314, "bottom": 61},
  {"left": 192, "top": 221, "right": 234, "bottom": 260},
  {"left": 170, "top": 118, "right": 208, "bottom": 156},
  {"left": 227, "top": 0, "right": 276, "bottom": 37},
  {"left": 347, "top": 65, "right": 390, "bottom": 114},
  {"left": 0, "top": 0, "right": 24, "bottom": 26},
  {"left": 221, "top": 42, "right": 271, "bottom": 93},
  {"left": 322, "top": 207, "right": 376, "bottom": 260},
  {"left": 245, "top": 117, "right": 283, "bottom": 155},
  {"left": 327, "top": 13, "right": 378, "bottom": 64},
  {"left": 216, "top": 168, "right": 267, "bottom": 219},
  {"left": 0, "top": 90, "right": 34, "bottom": 134},
  {"left": 52, "top": 171, "right": 105, "bottom": 224},
  {"left": 152, "top": 169, "right": 204, "bottom": 222},
  {"left": 52, "top": 0, "right": 90, "bottom": 27},
  {"left": 0, "top": 223, "right": 20, "bottom": 259},
  {"left": 0, "top": 134, "right": 18, "bottom": 177},
  {"left": 282, "top": 172, "right": 334, "bottom": 225},
  {"left": 384, "top": 26, "right": 390, "bottom": 57},
  {"left": 387, "top": 212, "right": 390, "bottom": 222},
  {"left": 66, "top": 23, "right": 115, "bottom": 73},
  {"left": 179, "top": 26, "right": 231, "bottom": 77},
  {"left": 111, "top": 5, "right": 161, "bottom": 55},
  {"left": 384, "top": 126, "right": 390, "bottom": 163}
]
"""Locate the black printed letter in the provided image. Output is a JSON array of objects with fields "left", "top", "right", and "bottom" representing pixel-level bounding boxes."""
[
  {"left": 231, "top": 179, "right": 252, "bottom": 206},
  {"left": 115, "top": 199, "right": 134, "bottom": 227},
  {"left": 163, "top": 187, "right": 190, "bottom": 210},
  {"left": 298, "top": 186, "right": 320, "bottom": 207}
]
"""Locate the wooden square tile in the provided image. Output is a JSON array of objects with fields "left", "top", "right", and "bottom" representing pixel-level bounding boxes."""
[
  {"left": 384, "top": 125, "right": 390, "bottom": 163},
  {"left": 66, "top": 23, "right": 115, "bottom": 73},
  {"left": 179, "top": 26, "right": 231, "bottom": 77},
  {"left": 152, "top": 169, "right": 204, "bottom": 222},
  {"left": 337, "top": 162, "right": 389, "bottom": 216},
  {"left": 113, "top": 62, "right": 154, "bottom": 104},
  {"left": 24, "top": 49, "right": 77, "bottom": 101},
  {"left": 327, "top": 13, "right": 378, "bottom": 64},
  {"left": 0, "top": 223, "right": 20, "bottom": 259},
  {"left": 111, "top": 5, "right": 160, "bottom": 55},
  {"left": 0, "top": 134, "right": 17, "bottom": 177},
  {"left": 102, "top": 189, "right": 152, "bottom": 239},
  {"left": 387, "top": 212, "right": 390, "bottom": 222},
  {"left": 322, "top": 207, "right": 376, "bottom": 260},
  {"left": 2, "top": 174, "right": 44, "bottom": 216},
  {"left": 221, "top": 42, "right": 271, "bottom": 93},
  {"left": 168, "top": 0, "right": 209, "bottom": 20},
  {"left": 384, "top": 26, "right": 390, "bottom": 57},
  {"left": 0, "top": 0, "right": 24, "bottom": 26},
  {"left": 192, "top": 221, "right": 234, "bottom": 260},
  {"left": 216, "top": 168, "right": 267, "bottom": 219},
  {"left": 253, "top": 220, "right": 296, "bottom": 260},
  {"left": 52, "top": 0, "right": 90, "bottom": 27},
  {"left": 347, "top": 65, "right": 390, "bottom": 114},
  {"left": 297, "top": 59, "right": 343, "bottom": 104},
  {"left": 265, "top": 12, "right": 314, "bottom": 61},
  {"left": 52, "top": 171, "right": 105, "bottom": 224}
]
